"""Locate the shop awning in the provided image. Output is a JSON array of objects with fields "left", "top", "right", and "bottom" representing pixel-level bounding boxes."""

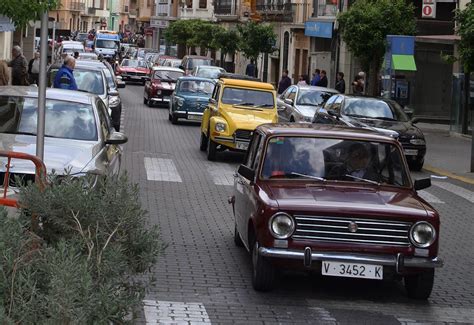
[{"left": 392, "top": 54, "right": 417, "bottom": 71}]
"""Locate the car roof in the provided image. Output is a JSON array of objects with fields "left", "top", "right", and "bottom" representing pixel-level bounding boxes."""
[
  {"left": 151, "top": 66, "right": 184, "bottom": 72},
  {"left": 177, "top": 76, "right": 216, "bottom": 83},
  {"left": 183, "top": 55, "right": 212, "bottom": 60},
  {"left": 220, "top": 78, "right": 275, "bottom": 90},
  {"left": 196, "top": 65, "right": 224, "bottom": 70},
  {"left": 296, "top": 85, "right": 339, "bottom": 93},
  {"left": 256, "top": 123, "right": 399, "bottom": 143},
  {"left": 0, "top": 86, "right": 95, "bottom": 105}
]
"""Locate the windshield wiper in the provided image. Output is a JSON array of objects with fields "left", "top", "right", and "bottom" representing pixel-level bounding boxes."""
[
  {"left": 344, "top": 114, "right": 367, "bottom": 118},
  {"left": 373, "top": 117, "right": 397, "bottom": 121},
  {"left": 3, "top": 131, "right": 37, "bottom": 136},
  {"left": 290, "top": 172, "right": 326, "bottom": 181},
  {"left": 344, "top": 174, "right": 380, "bottom": 185},
  {"left": 232, "top": 103, "right": 263, "bottom": 110},
  {"left": 254, "top": 104, "right": 274, "bottom": 108},
  {"left": 233, "top": 102, "right": 255, "bottom": 107}
]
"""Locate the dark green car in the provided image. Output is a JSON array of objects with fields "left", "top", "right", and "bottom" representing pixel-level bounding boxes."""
[{"left": 168, "top": 77, "right": 215, "bottom": 124}]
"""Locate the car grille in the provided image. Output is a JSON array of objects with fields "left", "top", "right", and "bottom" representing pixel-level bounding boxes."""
[
  {"left": 234, "top": 129, "right": 253, "bottom": 142},
  {"left": 292, "top": 215, "right": 412, "bottom": 247},
  {"left": 160, "top": 89, "right": 173, "bottom": 96},
  {"left": 124, "top": 71, "right": 146, "bottom": 76}
]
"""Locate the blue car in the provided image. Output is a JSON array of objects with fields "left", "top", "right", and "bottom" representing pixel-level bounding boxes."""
[{"left": 169, "top": 77, "right": 216, "bottom": 124}]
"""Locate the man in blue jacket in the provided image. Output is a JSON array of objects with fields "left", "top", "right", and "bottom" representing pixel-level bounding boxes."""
[{"left": 53, "top": 56, "right": 78, "bottom": 90}]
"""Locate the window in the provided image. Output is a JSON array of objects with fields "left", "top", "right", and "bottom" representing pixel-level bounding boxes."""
[
  {"left": 185, "top": 0, "right": 192, "bottom": 8},
  {"left": 287, "top": 87, "right": 297, "bottom": 101},
  {"left": 96, "top": 99, "right": 113, "bottom": 139},
  {"left": 221, "top": 87, "right": 274, "bottom": 108},
  {"left": 245, "top": 133, "right": 261, "bottom": 168},
  {"left": 315, "top": 0, "right": 338, "bottom": 17},
  {"left": 212, "top": 84, "right": 220, "bottom": 100},
  {"left": 323, "top": 95, "right": 337, "bottom": 110},
  {"left": 331, "top": 96, "right": 343, "bottom": 113},
  {"left": 199, "top": 0, "right": 207, "bottom": 9}
]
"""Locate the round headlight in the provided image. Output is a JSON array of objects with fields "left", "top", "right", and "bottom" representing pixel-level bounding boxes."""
[
  {"left": 215, "top": 122, "right": 226, "bottom": 132},
  {"left": 176, "top": 98, "right": 184, "bottom": 107},
  {"left": 410, "top": 221, "right": 436, "bottom": 248},
  {"left": 269, "top": 213, "right": 295, "bottom": 239},
  {"left": 410, "top": 138, "right": 426, "bottom": 145},
  {"left": 157, "top": 90, "right": 162, "bottom": 95}
]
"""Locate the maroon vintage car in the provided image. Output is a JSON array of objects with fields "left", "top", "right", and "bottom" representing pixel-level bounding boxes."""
[
  {"left": 231, "top": 124, "right": 443, "bottom": 299},
  {"left": 116, "top": 58, "right": 150, "bottom": 84},
  {"left": 143, "top": 66, "right": 184, "bottom": 107}
]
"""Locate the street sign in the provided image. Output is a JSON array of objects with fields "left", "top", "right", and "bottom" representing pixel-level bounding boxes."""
[{"left": 422, "top": 0, "right": 436, "bottom": 19}]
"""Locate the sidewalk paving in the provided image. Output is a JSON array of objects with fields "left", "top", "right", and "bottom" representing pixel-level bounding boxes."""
[{"left": 418, "top": 123, "right": 474, "bottom": 184}]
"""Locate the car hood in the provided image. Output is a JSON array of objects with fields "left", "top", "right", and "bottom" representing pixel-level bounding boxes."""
[
  {"left": 263, "top": 183, "right": 428, "bottom": 219},
  {"left": 221, "top": 106, "right": 277, "bottom": 129},
  {"left": 343, "top": 116, "right": 423, "bottom": 138},
  {"left": 295, "top": 104, "right": 319, "bottom": 118},
  {"left": 121, "top": 67, "right": 149, "bottom": 73},
  {"left": 0, "top": 134, "right": 100, "bottom": 175}
]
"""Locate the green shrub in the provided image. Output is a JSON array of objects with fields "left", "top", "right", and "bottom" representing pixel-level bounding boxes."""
[{"left": 0, "top": 174, "right": 164, "bottom": 324}]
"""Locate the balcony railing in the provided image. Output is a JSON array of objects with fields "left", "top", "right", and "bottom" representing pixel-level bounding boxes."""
[
  {"left": 256, "top": 1, "right": 292, "bottom": 21},
  {"left": 214, "top": 4, "right": 233, "bottom": 15},
  {"left": 69, "top": 1, "right": 85, "bottom": 11}
]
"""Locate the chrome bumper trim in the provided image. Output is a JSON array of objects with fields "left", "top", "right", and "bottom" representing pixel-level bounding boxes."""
[
  {"left": 214, "top": 136, "right": 234, "bottom": 143},
  {"left": 174, "top": 111, "right": 204, "bottom": 116},
  {"left": 258, "top": 247, "right": 443, "bottom": 269}
]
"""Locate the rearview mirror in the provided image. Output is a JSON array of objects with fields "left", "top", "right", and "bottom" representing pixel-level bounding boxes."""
[
  {"left": 284, "top": 98, "right": 294, "bottom": 105},
  {"left": 238, "top": 164, "right": 255, "bottom": 182},
  {"left": 414, "top": 178, "right": 431, "bottom": 191},
  {"left": 105, "top": 131, "right": 128, "bottom": 145}
]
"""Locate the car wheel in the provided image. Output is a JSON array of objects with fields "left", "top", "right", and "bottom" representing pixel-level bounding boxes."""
[
  {"left": 168, "top": 112, "right": 172, "bottom": 121},
  {"left": 171, "top": 113, "right": 178, "bottom": 124},
  {"left": 143, "top": 97, "right": 148, "bottom": 105},
  {"left": 404, "top": 269, "right": 435, "bottom": 299},
  {"left": 207, "top": 134, "right": 217, "bottom": 161},
  {"left": 409, "top": 159, "right": 424, "bottom": 172},
  {"left": 199, "top": 132, "right": 208, "bottom": 151},
  {"left": 251, "top": 240, "right": 275, "bottom": 291},
  {"left": 234, "top": 223, "right": 244, "bottom": 247}
]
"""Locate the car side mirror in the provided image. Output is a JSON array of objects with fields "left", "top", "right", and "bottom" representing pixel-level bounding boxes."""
[
  {"left": 209, "top": 98, "right": 217, "bottom": 105},
  {"left": 178, "top": 65, "right": 185, "bottom": 70},
  {"left": 238, "top": 164, "right": 255, "bottom": 182},
  {"left": 414, "top": 178, "right": 431, "bottom": 191},
  {"left": 108, "top": 89, "right": 119, "bottom": 97},
  {"left": 404, "top": 108, "right": 414, "bottom": 119},
  {"left": 284, "top": 98, "right": 294, "bottom": 105},
  {"left": 105, "top": 131, "right": 128, "bottom": 145},
  {"left": 327, "top": 109, "right": 340, "bottom": 117},
  {"left": 411, "top": 117, "right": 420, "bottom": 124}
]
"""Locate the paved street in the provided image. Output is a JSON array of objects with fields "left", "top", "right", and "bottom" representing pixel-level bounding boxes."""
[{"left": 119, "top": 84, "right": 474, "bottom": 325}]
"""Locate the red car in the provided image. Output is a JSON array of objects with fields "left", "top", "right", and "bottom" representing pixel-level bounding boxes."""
[
  {"left": 231, "top": 124, "right": 443, "bottom": 299},
  {"left": 116, "top": 58, "right": 150, "bottom": 84},
  {"left": 143, "top": 66, "right": 184, "bottom": 107}
]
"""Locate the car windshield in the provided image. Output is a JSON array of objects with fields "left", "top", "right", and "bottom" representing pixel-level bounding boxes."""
[
  {"left": 121, "top": 59, "right": 147, "bottom": 68},
  {"left": 222, "top": 87, "right": 274, "bottom": 108},
  {"left": 297, "top": 89, "right": 336, "bottom": 106},
  {"left": 95, "top": 39, "right": 119, "bottom": 49},
  {"left": 261, "top": 136, "right": 409, "bottom": 187},
  {"left": 343, "top": 98, "right": 409, "bottom": 122},
  {"left": 153, "top": 70, "right": 184, "bottom": 81},
  {"left": 178, "top": 80, "right": 214, "bottom": 95},
  {"left": 0, "top": 96, "right": 97, "bottom": 141},
  {"left": 188, "top": 59, "right": 213, "bottom": 69},
  {"left": 49, "top": 69, "right": 105, "bottom": 95},
  {"left": 195, "top": 67, "right": 224, "bottom": 79}
]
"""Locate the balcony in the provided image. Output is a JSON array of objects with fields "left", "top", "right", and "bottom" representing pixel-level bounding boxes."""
[
  {"left": 256, "top": 0, "right": 293, "bottom": 22},
  {"left": 214, "top": 0, "right": 238, "bottom": 20},
  {"left": 69, "top": 1, "right": 86, "bottom": 11}
]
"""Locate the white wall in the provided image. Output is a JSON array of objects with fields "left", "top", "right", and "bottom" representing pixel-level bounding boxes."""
[{"left": 0, "top": 32, "right": 13, "bottom": 60}]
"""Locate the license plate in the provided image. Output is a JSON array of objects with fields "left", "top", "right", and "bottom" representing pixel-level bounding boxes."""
[
  {"left": 236, "top": 142, "right": 249, "bottom": 150},
  {"left": 131, "top": 76, "right": 141, "bottom": 80},
  {"left": 404, "top": 149, "right": 418, "bottom": 156},
  {"left": 322, "top": 261, "right": 383, "bottom": 280},
  {"left": 188, "top": 115, "right": 202, "bottom": 121}
]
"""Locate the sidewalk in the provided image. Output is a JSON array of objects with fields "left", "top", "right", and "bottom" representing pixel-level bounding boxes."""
[{"left": 418, "top": 123, "right": 474, "bottom": 184}]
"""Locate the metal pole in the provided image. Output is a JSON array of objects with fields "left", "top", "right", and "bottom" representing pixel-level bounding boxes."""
[
  {"left": 51, "top": 21, "right": 56, "bottom": 65},
  {"left": 37, "top": 11, "right": 48, "bottom": 161}
]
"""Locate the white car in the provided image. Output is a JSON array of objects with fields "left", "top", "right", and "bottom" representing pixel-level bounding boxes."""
[{"left": 191, "top": 66, "right": 226, "bottom": 80}]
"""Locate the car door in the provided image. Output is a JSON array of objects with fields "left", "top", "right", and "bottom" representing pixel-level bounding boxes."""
[
  {"left": 144, "top": 70, "right": 152, "bottom": 98},
  {"left": 277, "top": 87, "right": 291, "bottom": 122},
  {"left": 280, "top": 87, "right": 297, "bottom": 122},
  {"left": 96, "top": 99, "right": 122, "bottom": 176}
]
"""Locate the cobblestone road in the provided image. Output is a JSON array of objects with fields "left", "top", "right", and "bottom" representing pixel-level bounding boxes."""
[{"left": 119, "top": 85, "right": 474, "bottom": 324}]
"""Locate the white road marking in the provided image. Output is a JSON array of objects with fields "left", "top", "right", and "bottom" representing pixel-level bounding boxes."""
[
  {"left": 144, "top": 158, "right": 183, "bottom": 182},
  {"left": 143, "top": 300, "right": 211, "bottom": 324},
  {"left": 432, "top": 181, "right": 474, "bottom": 204},
  {"left": 418, "top": 190, "right": 445, "bottom": 204},
  {"left": 207, "top": 163, "right": 236, "bottom": 186}
]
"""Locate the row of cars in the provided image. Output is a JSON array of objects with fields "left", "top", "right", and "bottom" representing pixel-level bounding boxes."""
[{"left": 149, "top": 73, "right": 441, "bottom": 300}]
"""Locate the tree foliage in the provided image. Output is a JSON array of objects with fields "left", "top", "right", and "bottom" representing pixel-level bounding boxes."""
[
  {"left": 212, "top": 28, "right": 240, "bottom": 58},
  {"left": 237, "top": 21, "right": 277, "bottom": 61},
  {"left": 455, "top": 3, "right": 474, "bottom": 72},
  {"left": 338, "top": 0, "right": 416, "bottom": 94},
  {"left": 0, "top": 0, "right": 59, "bottom": 29}
]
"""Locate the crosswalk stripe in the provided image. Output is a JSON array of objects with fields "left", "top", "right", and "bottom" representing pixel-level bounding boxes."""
[
  {"left": 432, "top": 181, "right": 474, "bottom": 203},
  {"left": 418, "top": 190, "right": 445, "bottom": 204},
  {"left": 144, "top": 158, "right": 183, "bottom": 182},
  {"left": 143, "top": 300, "right": 211, "bottom": 324},
  {"left": 207, "top": 163, "right": 236, "bottom": 186}
]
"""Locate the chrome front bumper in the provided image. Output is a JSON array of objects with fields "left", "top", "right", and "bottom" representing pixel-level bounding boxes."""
[{"left": 258, "top": 247, "right": 443, "bottom": 271}]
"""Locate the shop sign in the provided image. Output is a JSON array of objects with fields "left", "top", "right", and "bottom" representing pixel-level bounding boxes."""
[
  {"left": 422, "top": 0, "right": 436, "bottom": 19},
  {"left": 304, "top": 21, "right": 333, "bottom": 39},
  {"left": 0, "top": 16, "right": 15, "bottom": 32}
]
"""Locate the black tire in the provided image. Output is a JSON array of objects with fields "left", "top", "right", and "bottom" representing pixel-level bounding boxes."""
[
  {"left": 207, "top": 134, "right": 217, "bottom": 161},
  {"left": 234, "top": 224, "right": 244, "bottom": 247},
  {"left": 404, "top": 269, "right": 435, "bottom": 299},
  {"left": 409, "top": 159, "right": 424, "bottom": 172},
  {"left": 143, "top": 97, "right": 148, "bottom": 105},
  {"left": 199, "top": 132, "right": 208, "bottom": 151},
  {"left": 168, "top": 113, "right": 172, "bottom": 121},
  {"left": 171, "top": 113, "right": 178, "bottom": 124},
  {"left": 251, "top": 240, "right": 275, "bottom": 291}
]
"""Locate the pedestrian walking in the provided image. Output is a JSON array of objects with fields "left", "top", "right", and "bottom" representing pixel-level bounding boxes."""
[
  {"left": 277, "top": 69, "right": 292, "bottom": 94},
  {"left": 8, "top": 46, "right": 29, "bottom": 86},
  {"left": 310, "top": 69, "right": 320, "bottom": 86},
  {"left": 53, "top": 55, "right": 78, "bottom": 90},
  {"left": 357, "top": 71, "right": 366, "bottom": 94},
  {"left": 335, "top": 72, "right": 346, "bottom": 94},
  {"left": 28, "top": 52, "right": 40, "bottom": 85},
  {"left": 0, "top": 60, "right": 9, "bottom": 86},
  {"left": 316, "top": 70, "right": 328, "bottom": 87},
  {"left": 352, "top": 75, "right": 364, "bottom": 95},
  {"left": 297, "top": 75, "right": 308, "bottom": 86},
  {"left": 245, "top": 59, "right": 257, "bottom": 78}
]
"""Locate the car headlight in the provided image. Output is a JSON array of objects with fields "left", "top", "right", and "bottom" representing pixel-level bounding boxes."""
[
  {"left": 109, "top": 96, "right": 120, "bottom": 107},
  {"left": 157, "top": 90, "right": 162, "bottom": 95},
  {"left": 409, "top": 221, "right": 436, "bottom": 248},
  {"left": 215, "top": 122, "right": 226, "bottom": 132},
  {"left": 269, "top": 213, "right": 295, "bottom": 239},
  {"left": 176, "top": 97, "right": 184, "bottom": 107},
  {"left": 410, "top": 138, "right": 426, "bottom": 145}
]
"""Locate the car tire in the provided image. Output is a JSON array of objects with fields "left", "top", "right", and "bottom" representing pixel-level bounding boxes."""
[
  {"left": 404, "top": 269, "right": 435, "bottom": 299},
  {"left": 409, "top": 159, "right": 424, "bottom": 172},
  {"left": 207, "top": 134, "right": 217, "bottom": 161},
  {"left": 200, "top": 132, "right": 208, "bottom": 151},
  {"left": 234, "top": 223, "right": 244, "bottom": 247},
  {"left": 251, "top": 240, "right": 275, "bottom": 291},
  {"left": 168, "top": 112, "right": 172, "bottom": 121},
  {"left": 171, "top": 113, "right": 178, "bottom": 124}
]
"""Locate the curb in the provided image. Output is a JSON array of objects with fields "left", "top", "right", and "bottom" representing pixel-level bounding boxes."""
[{"left": 423, "top": 164, "right": 474, "bottom": 185}]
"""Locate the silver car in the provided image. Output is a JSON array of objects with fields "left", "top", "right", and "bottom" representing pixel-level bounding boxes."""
[
  {"left": 0, "top": 87, "right": 127, "bottom": 181},
  {"left": 277, "top": 85, "right": 339, "bottom": 123}
]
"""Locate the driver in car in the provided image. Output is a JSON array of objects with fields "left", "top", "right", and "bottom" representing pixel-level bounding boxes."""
[{"left": 344, "top": 143, "right": 379, "bottom": 182}]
